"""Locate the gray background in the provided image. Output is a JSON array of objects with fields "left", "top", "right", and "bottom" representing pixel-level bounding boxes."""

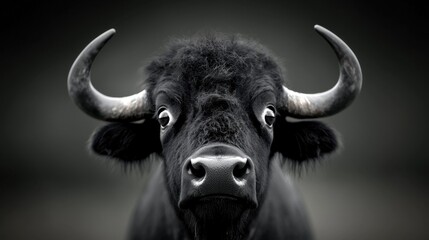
[{"left": 1, "top": 1, "right": 428, "bottom": 239}]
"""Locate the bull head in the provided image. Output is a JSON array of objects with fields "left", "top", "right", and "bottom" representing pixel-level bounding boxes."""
[{"left": 68, "top": 26, "right": 362, "bottom": 240}]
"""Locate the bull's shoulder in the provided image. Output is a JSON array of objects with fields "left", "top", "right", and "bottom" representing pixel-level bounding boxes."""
[
  {"left": 249, "top": 162, "right": 313, "bottom": 240},
  {"left": 128, "top": 164, "right": 188, "bottom": 240}
]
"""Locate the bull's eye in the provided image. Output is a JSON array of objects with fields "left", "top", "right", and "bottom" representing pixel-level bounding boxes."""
[
  {"left": 262, "top": 106, "right": 276, "bottom": 128},
  {"left": 158, "top": 107, "right": 173, "bottom": 129}
]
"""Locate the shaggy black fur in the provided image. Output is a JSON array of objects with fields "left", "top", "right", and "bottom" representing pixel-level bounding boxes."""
[
  {"left": 91, "top": 120, "right": 161, "bottom": 161},
  {"left": 273, "top": 119, "right": 338, "bottom": 162},
  {"left": 90, "top": 33, "right": 338, "bottom": 240}
]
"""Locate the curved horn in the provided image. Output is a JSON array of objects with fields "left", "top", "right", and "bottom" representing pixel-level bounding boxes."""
[
  {"left": 283, "top": 25, "right": 362, "bottom": 118},
  {"left": 68, "top": 29, "right": 149, "bottom": 122}
]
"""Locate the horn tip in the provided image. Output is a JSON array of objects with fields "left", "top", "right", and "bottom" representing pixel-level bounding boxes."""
[
  {"left": 97, "top": 29, "right": 116, "bottom": 40},
  {"left": 104, "top": 28, "right": 116, "bottom": 37},
  {"left": 314, "top": 24, "right": 327, "bottom": 33}
]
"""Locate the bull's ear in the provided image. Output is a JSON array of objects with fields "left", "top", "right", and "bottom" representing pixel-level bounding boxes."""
[
  {"left": 90, "top": 120, "right": 161, "bottom": 162},
  {"left": 273, "top": 119, "right": 338, "bottom": 162}
]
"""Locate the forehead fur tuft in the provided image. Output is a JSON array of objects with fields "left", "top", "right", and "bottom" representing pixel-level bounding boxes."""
[{"left": 143, "top": 33, "right": 285, "bottom": 106}]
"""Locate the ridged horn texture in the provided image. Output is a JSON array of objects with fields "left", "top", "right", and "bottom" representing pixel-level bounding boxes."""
[
  {"left": 283, "top": 25, "right": 362, "bottom": 118},
  {"left": 68, "top": 29, "right": 149, "bottom": 122}
]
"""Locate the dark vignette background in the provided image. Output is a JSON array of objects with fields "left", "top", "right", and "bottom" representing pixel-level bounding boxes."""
[{"left": 1, "top": 1, "right": 428, "bottom": 239}]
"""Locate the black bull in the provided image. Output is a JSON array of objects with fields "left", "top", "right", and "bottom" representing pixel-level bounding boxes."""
[{"left": 68, "top": 25, "right": 362, "bottom": 240}]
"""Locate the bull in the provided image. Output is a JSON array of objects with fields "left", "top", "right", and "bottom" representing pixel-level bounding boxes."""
[{"left": 68, "top": 25, "right": 362, "bottom": 240}]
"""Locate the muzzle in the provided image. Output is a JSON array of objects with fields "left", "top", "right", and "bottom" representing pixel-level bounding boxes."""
[{"left": 179, "top": 143, "right": 257, "bottom": 209}]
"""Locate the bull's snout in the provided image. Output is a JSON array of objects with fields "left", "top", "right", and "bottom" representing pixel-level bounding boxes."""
[{"left": 179, "top": 144, "right": 257, "bottom": 209}]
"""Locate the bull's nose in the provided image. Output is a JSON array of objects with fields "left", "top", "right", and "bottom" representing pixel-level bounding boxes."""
[
  {"left": 187, "top": 156, "right": 251, "bottom": 186},
  {"left": 179, "top": 144, "right": 257, "bottom": 209}
]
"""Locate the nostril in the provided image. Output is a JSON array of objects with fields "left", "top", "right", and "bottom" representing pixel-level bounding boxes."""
[
  {"left": 187, "top": 162, "right": 206, "bottom": 179},
  {"left": 233, "top": 160, "right": 251, "bottom": 179}
]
